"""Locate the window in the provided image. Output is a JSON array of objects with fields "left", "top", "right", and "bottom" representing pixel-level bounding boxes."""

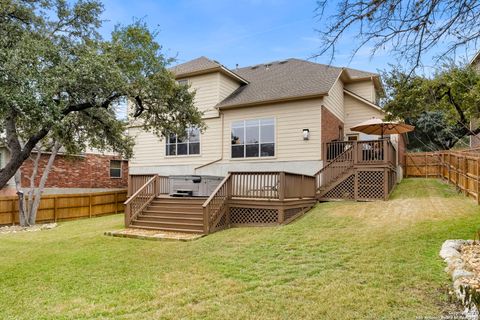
[
  {"left": 166, "top": 127, "right": 200, "bottom": 156},
  {"left": 177, "top": 79, "right": 188, "bottom": 86},
  {"left": 347, "top": 134, "right": 359, "bottom": 141},
  {"left": 110, "top": 160, "right": 122, "bottom": 178},
  {"left": 231, "top": 118, "right": 275, "bottom": 158}
]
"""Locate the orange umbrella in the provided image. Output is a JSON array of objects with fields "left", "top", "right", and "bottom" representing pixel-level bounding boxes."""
[{"left": 350, "top": 118, "right": 414, "bottom": 138}]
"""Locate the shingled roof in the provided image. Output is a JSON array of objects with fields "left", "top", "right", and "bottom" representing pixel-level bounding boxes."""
[
  {"left": 171, "top": 57, "right": 379, "bottom": 109},
  {"left": 217, "top": 59, "right": 378, "bottom": 108}
]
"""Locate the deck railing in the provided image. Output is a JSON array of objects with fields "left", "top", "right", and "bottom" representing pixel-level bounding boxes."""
[
  {"left": 316, "top": 146, "right": 354, "bottom": 190},
  {"left": 325, "top": 139, "right": 397, "bottom": 167},
  {"left": 124, "top": 175, "right": 158, "bottom": 226},
  {"left": 128, "top": 174, "right": 170, "bottom": 196},
  {"left": 202, "top": 173, "right": 232, "bottom": 234},
  {"left": 202, "top": 171, "right": 316, "bottom": 233}
]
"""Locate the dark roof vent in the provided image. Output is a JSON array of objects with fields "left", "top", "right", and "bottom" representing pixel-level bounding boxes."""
[
  {"left": 279, "top": 60, "right": 288, "bottom": 64},
  {"left": 265, "top": 63, "right": 272, "bottom": 70},
  {"left": 251, "top": 65, "right": 259, "bottom": 70}
]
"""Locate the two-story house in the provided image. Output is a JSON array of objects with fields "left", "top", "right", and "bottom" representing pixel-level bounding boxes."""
[{"left": 128, "top": 56, "right": 389, "bottom": 177}]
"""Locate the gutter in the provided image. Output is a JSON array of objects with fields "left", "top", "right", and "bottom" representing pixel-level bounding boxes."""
[{"left": 194, "top": 111, "right": 224, "bottom": 172}]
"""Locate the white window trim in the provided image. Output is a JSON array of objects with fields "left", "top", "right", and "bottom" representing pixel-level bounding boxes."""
[
  {"left": 165, "top": 127, "right": 202, "bottom": 157},
  {"left": 230, "top": 117, "right": 276, "bottom": 160},
  {"left": 110, "top": 160, "right": 122, "bottom": 179}
]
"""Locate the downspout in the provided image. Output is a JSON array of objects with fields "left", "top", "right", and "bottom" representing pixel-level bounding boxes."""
[{"left": 194, "top": 110, "right": 224, "bottom": 173}]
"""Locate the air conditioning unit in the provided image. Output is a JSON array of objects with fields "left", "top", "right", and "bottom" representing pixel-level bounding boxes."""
[{"left": 169, "top": 175, "right": 223, "bottom": 197}]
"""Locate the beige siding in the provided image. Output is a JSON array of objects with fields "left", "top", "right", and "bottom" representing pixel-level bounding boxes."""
[
  {"left": 128, "top": 117, "right": 222, "bottom": 168},
  {"left": 188, "top": 73, "right": 221, "bottom": 118},
  {"left": 323, "top": 78, "right": 344, "bottom": 121},
  {"left": 345, "top": 80, "right": 375, "bottom": 102},
  {"left": 218, "top": 73, "right": 241, "bottom": 102},
  {"left": 344, "top": 95, "right": 385, "bottom": 140},
  {"left": 220, "top": 98, "right": 323, "bottom": 162}
]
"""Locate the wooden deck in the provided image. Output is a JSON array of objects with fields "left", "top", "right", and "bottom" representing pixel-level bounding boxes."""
[
  {"left": 315, "top": 139, "right": 398, "bottom": 201},
  {"left": 125, "top": 139, "right": 398, "bottom": 234}
]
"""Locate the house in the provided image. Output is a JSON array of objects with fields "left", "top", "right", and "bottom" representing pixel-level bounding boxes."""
[
  {"left": 0, "top": 146, "right": 128, "bottom": 196},
  {"left": 125, "top": 57, "right": 405, "bottom": 234}
]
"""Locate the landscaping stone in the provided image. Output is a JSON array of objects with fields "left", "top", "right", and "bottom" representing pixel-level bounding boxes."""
[
  {"left": 104, "top": 228, "right": 204, "bottom": 241},
  {"left": 0, "top": 223, "right": 58, "bottom": 234},
  {"left": 440, "top": 240, "right": 480, "bottom": 320}
]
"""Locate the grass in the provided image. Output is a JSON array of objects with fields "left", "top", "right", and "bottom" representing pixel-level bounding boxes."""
[{"left": 1, "top": 178, "right": 480, "bottom": 319}]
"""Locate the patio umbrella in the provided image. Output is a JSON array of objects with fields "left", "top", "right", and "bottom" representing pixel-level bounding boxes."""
[{"left": 350, "top": 118, "right": 414, "bottom": 138}]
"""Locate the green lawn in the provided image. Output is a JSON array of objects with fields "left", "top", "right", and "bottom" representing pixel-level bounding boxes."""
[{"left": 1, "top": 179, "right": 479, "bottom": 319}]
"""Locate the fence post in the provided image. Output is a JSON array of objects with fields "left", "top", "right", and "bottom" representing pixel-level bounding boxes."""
[
  {"left": 114, "top": 192, "right": 118, "bottom": 214},
  {"left": 89, "top": 194, "right": 92, "bottom": 218},
  {"left": 11, "top": 199, "right": 15, "bottom": 226},
  {"left": 300, "top": 175, "right": 304, "bottom": 199},
  {"left": 425, "top": 153, "right": 428, "bottom": 179},
  {"left": 53, "top": 196, "right": 58, "bottom": 222},
  {"left": 477, "top": 158, "right": 480, "bottom": 205}
]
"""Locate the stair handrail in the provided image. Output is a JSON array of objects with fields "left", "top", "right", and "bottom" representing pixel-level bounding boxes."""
[
  {"left": 202, "top": 173, "right": 232, "bottom": 234},
  {"left": 315, "top": 145, "right": 354, "bottom": 191},
  {"left": 124, "top": 175, "right": 158, "bottom": 226}
]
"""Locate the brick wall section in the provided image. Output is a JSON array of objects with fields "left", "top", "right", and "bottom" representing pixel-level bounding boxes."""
[
  {"left": 321, "top": 105, "right": 344, "bottom": 143},
  {"left": 20, "top": 153, "right": 128, "bottom": 188}
]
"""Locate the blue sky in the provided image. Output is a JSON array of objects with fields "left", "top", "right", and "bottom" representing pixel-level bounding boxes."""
[
  {"left": 98, "top": 0, "right": 391, "bottom": 73},
  {"left": 99, "top": 0, "right": 476, "bottom": 74}
]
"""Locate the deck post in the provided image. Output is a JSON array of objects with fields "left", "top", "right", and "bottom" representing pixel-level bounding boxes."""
[
  {"left": 278, "top": 206, "right": 285, "bottom": 224},
  {"left": 203, "top": 206, "right": 210, "bottom": 234},
  {"left": 383, "top": 139, "right": 388, "bottom": 164},
  {"left": 124, "top": 203, "right": 130, "bottom": 227},
  {"left": 127, "top": 174, "right": 132, "bottom": 197},
  {"left": 383, "top": 168, "right": 389, "bottom": 201},
  {"left": 278, "top": 172, "right": 286, "bottom": 201}
]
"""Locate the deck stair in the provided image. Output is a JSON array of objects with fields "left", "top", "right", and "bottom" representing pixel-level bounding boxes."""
[
  {"left": 130, "top": 197, "right": 206, "bottom": 233},
  {"left": 315, "top": 139, "right": 398, "bottom": 201}
]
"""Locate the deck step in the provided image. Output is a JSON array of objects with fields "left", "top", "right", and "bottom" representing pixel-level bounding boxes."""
[
  {"left": 136, "top": 214, "right": 203, "bottom": 223},
  {"left": 129, "top": 224, "right": 204, "bottom": 234},
  {"left": 132, "top": 219, "right": 204, "bottom": 228},
  {"left": 146, "top": 205, "right": 203, "bottom": 213},
  {"left": 142, "top": 210, "right": 203, "bottom": 218}
]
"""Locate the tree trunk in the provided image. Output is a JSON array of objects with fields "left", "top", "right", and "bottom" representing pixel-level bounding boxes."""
[
  {"left": 0, "top": 111, "right": 49, "bottom": 189},
  {"left": 28, "top": 142, "right": 61, "bottom": 225},
  {"left": 26, "top": 147, "right": 42, "bottom": 219},
  {"left": 14, "top": 171, "right": 28, "bottom": 227}
]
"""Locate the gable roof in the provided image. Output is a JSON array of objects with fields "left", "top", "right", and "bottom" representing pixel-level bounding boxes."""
[
  {"left": 170, "top": 56, "right": 248, "bottom": 84},
  {"left": 217, "top": 59, "right": 378, "bottom": 109},
  {"left": 171, "top": 56, "right": 380, "bottom": 109}
]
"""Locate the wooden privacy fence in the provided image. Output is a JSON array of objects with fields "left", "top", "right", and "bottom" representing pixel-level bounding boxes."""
[
  {"left": 405, "top": 151, "right": 480, "bottom": 203},
  {"left": 0, "top": 189, "right": 127, "bottom": 226}
]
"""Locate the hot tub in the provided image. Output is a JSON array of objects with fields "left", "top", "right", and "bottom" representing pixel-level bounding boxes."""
[{"left": 169, "top": 175, "right": 223, "bottom": 197}]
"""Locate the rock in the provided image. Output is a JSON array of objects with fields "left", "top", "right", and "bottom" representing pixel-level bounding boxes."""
[
  {"left": 440, "top": 240, "right": 465, "bottom": 259},
  {"left": 42, "top": 223, "right": 57, "bottom": 230},
  {"left": 452, "top": 269, "right": 475, "bottom": 282}
]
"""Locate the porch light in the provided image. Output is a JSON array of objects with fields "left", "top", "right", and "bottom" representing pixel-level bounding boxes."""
[{"left": 303, "top": 128, "right": 310, "bottom": 140}]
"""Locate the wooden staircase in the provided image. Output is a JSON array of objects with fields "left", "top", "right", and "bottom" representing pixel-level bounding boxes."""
[
  {"left": 130, "top": 197, "right": 206, "bottom": 233},
  {"left": 315, "top": 139, "right": 398, "bottom": 201}
]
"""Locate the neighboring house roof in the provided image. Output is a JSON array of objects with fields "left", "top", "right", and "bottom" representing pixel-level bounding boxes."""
[
  {"left": 217, "top": 59, "right": 379, "bottom": 109},
  {"left": 171, "top": 56, "right": 248, "bottom": 84},
  {"left": 470, "top": 51, "right": 480, "bottom": 66}
]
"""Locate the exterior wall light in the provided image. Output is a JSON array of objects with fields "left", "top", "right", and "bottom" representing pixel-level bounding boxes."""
[{"left": 303, "top": 128, "right": 310, "bottom": 140}]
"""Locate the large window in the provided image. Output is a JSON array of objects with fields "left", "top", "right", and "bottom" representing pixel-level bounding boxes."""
[
  {"left": 231, "top": 118, "right": 275, "bottom": 158},
  {"left": 166, "top": 127, "right": 200, "bottom": 156}
]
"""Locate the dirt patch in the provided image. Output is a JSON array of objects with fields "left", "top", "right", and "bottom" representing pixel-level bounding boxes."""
[{"left": 105, "top": 228, "right": 204, "bottom": 241}]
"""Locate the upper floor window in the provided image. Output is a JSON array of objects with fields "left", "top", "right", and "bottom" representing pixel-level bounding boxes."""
[
  {"left": 166, "top": 127, "right": 200, "bottom": 156},
  {"left": 231, "top": 118, "right": 275, "bottom": 158},
  {"left": 177, "top": 79, "right": 188, "bottom": 86},
  {"left": 110, "top": 160, "right": 122, "bottom": 178}
]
